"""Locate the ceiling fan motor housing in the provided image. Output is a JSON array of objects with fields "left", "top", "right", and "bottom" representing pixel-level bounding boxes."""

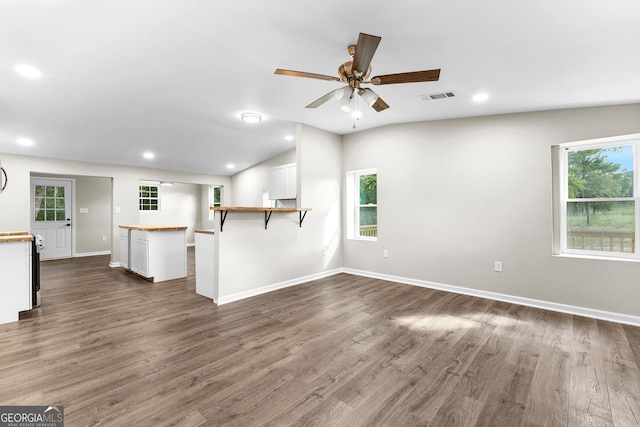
[{"left": 338, "top": 62, "right": 372, "bottom": 87}]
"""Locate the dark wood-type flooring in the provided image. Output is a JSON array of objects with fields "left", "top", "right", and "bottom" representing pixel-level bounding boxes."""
[{"left": 1, "top": 248, "right": 640, "bottom": 426}]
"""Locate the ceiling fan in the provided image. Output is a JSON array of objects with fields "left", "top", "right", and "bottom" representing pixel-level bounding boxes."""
[{"left": 275, "top": 32, "right": 440, "bottom": 113}]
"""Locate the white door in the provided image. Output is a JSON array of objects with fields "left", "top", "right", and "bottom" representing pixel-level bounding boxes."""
[{"left": 31, "top": 178, "right": 73, "bottom": 260}]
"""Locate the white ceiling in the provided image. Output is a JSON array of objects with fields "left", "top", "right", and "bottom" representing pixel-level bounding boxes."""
[{"left": 2, "top": 1, "right": 640, "bottom": 176}]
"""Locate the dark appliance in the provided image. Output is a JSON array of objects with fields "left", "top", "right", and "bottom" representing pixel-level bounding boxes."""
[{"left": 31, "top": 234, "right": 44, "bottom": 308}]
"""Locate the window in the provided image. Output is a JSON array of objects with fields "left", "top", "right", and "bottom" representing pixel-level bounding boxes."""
[
  {"left": 34, "top": 185, "right": 66, "bottom": 221},
  {"left": 347, "top": 169, "right": 377, "bottom": 240},
  {"left": 559, "top": 135, "right": 639, "bottom": 258},
  {"left": 208, "top": 186, "right": 221, "bottom": 220},
  {"left": 139, "top": 185, "right": 159, "bottom": 211}
]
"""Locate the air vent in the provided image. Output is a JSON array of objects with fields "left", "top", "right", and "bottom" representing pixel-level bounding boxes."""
[{"left": 420, "top": 91, "right": 456, "bottom": 101}]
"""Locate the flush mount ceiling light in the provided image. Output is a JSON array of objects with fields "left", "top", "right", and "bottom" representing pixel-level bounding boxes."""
[
  {"left": 15, "top": 64, "right": 43, "bottom": 79},
  {"left": 240, "top": 112, "right": 261, "bottom": 123},
  {"left": 284, "top": 135, "right": 294, "bottom": 141},
  {"left": 226, "top": 163, "right": 235, "bottom": 169},
  {"left": 142, "top": 151, "right": 155, "bottom": 159}
]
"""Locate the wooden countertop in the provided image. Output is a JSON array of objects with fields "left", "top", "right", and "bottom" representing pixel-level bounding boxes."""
[
  {"left": 194, "top": 229, "right": 215, "bottom": 235},
  {"left": 0, "top": 232, "right": 33, "bottom": 243},
  {"left": 119, "top": 225, "right": 188, "bottom": 231},
  {"left": 210, "top": 206, "right": 312, "bottom": 212}
]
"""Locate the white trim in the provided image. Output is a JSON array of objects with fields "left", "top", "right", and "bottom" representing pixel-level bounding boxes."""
[
  {"left": 212, "top": 266, "right": 640, "bottom": 327},
  {"left": 216, "top": 268, "right": 343, "bottom": 305},
  {"left": 109, "top": 261, "right": 121, "bottom": 268},
  {"left": 75, "top": 250, "right": 111, "bottom": 258},
  {"left": 342, "top": 268, "right": 640, "bottom": 327}
]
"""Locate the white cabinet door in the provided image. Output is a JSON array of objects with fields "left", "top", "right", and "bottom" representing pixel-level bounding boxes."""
[
  {"left": 0, "top": 241, "right": 31, "bottom": 325},
  {"left": 268, "top": 163, "right": 296, "bottom": 200},
  {"left": 119, "top": 228, "right": 129, "bottom": 269},
  {"left": 285, "top": 164, "right": 297, "bottom": 199},
  {"left": 268, "top": 166, "right": 286, "bottom": 200},
  {"left": 130, "top": 230, "right": 149, "bottom": 277}
]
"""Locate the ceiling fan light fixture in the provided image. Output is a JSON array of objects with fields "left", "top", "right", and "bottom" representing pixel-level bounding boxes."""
[
  {"left": 241, "top": 112, "right": 262, "bottom": 123},
  {"left": 334, "top": 86, "right": 353, "bottom": 101},
  {"left": 336, "top": 86, "right": 355, "bottom": 112},
  {"left": 360, "top": 88, "right": 379, "bottom": 106}
]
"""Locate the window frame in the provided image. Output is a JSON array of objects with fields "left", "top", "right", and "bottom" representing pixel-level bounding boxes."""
[
  {"left": 139, "top": 184, "right": 159, "bottom": 212},
  {"left": 346, "top": 168, "right": 378, "bottom": 241},
  {"left": 558, "top": 134, "right": 640, "bottom": 260},
  {"left": 208, "top": 186, "right": 222, "bottom": 220}
]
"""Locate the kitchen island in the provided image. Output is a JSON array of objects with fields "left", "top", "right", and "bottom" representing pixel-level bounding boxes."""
[{"left": 119, "top": 225, "right": 187, "bottom": 282}]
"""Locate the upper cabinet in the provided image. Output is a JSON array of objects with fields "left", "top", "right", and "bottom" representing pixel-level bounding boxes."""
[{"left": 268, "top": 163, "right": 296, "bottom": 200}]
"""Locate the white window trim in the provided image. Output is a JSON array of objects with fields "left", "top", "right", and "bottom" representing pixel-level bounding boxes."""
[
  {"left": 208, "top": 185, "right": 221, "bottom": 220},
  {"left": 346, "top": 168, "right": 377, "bottom": 241},
  {"left": 139, "top": 183, "right": 160, "bottom": 212},
  {"left": 558, "top": 133, "right": 640, "bottom": 260}
]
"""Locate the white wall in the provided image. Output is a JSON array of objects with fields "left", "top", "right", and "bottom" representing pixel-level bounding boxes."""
[
  {"left": 342, "top": 103, "right": 640, "bottom": 317},
  {"left": 230, "top": 149, "right": 296, "bottom": 206},
  {"left": 75, "top": 176, "right": 112, "bottom": 254},
  {"left": 0, "top": 154, "right": 230, "bottom": 263},
  {"left": 215, "top": 124, "right": 342, "bottom": 301},
  {"left": 139, "top": 182, "right": 201, "bottom": 244}
]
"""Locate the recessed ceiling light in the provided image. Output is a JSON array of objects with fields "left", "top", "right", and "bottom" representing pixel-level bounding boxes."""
[
  {"left": 285, "top": 135, "right": 294, "bottom": 141},
  {"left": 16, "top": 137, "right": 35, "bottom": 147},
  {"left": 143, "top": 151, "right": 155, "bottom": 159},
  {"left": 240, "top": 112, "right": 261, "bottom": 124},
  {"left": 15, "top": 64, "right": 43, "bottom": 79},
  {"left": 227, "top": 163, "right": 235, "bottom": 169},
  {"left": 472, "top": 93, "right": 489, "bottom": 103}
]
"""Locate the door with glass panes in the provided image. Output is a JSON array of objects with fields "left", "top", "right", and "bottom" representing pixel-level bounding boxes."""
[{"left": 30, "top": 178, "right": 72, "bottom": 259}]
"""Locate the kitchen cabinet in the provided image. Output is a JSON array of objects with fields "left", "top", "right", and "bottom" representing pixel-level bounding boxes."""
[
  {"left": 119, "top": 226, "right": 187, "bottom": 282},
  {"left": 268, "top": 163, "right": 296, "bottom": 200},
  {"left": 119, "top": 228, "right": 129, "bottom": 269},
  {"left": 130, "top": 230, "right": 150, "bottom": 277},
  {"left": 0, "top": 236, "right": 32, "bottom": 325}
]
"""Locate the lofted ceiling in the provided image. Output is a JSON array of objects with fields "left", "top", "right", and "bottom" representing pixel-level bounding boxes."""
[{"left": 1, "top": 1, "right": 640, "bottom": 176}]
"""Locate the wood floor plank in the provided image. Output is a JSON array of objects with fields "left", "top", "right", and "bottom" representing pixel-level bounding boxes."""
[
  {"left": 570, "top": 316, "right": 614, "bottom": 421},
  {"left": 0, "top": 250, "right": 639, "bottom": 426}
]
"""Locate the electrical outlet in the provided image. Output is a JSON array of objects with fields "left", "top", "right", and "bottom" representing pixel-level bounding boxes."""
[
  {"left": 383, "top": 249, "right": 389, "bottom": 258},
  {"left": 494, "top": 261, "right": 503, "bottom": 272},
  {"left": 102, "top": 236, "right": 108, "bottom": 242}
]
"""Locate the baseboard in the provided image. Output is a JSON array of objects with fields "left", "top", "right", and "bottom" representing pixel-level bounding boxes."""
[
  {"left": 75, "top": 250, "right": 111, "bottom": 258},
  {"left": 343, "top": 268, "right": 640, "bottom": 327},
  {"left": 109, "top": 261, "right": 121, "bottom": 268},
  {"left": 217, "top": 268, "right": 343, "bottom": 305}
]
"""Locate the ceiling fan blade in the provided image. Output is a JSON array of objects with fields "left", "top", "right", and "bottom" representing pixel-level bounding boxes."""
[
  {"left": 371, "top": 97, "right": 390, "bottom": 112},
  {"left": 275, "top": 69, "right": 340, "bottom": 82},
  {"left": 352, "top": 33, "right": 381, "bottom": 75},
  {"left": 306, "top": 89, "right": 339, "bottom": 109},
  {"left": 371, "top": 69, "right": 441, "bottom": 85}
]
